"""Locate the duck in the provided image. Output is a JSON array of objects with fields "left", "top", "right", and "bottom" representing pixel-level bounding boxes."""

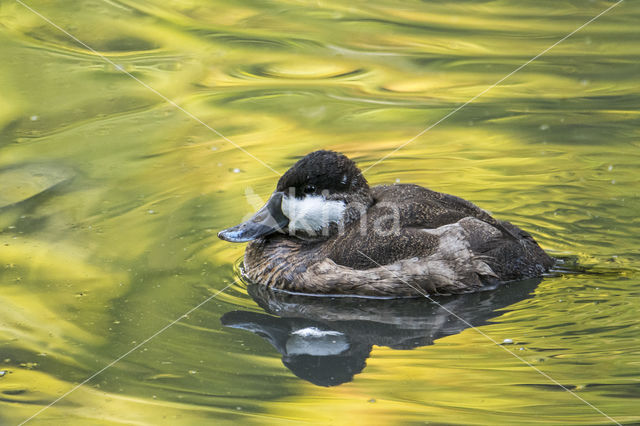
[{"left": 218, "top": 150, "right": 553, "bottom": 297}]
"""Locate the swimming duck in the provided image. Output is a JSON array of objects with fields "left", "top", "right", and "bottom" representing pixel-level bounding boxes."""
[{"left": 218, "top": 150, "right": 553, "bottom": 296}]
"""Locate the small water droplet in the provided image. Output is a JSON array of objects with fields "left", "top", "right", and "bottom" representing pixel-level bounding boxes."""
[
  {"left": 30, "top": 115, "right": 39, "bottom": 121},
  {"left": 502, "top": 338, "right": 513, "bottom": 344}
]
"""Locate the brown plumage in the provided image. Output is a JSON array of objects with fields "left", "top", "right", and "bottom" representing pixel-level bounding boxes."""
[{"left": 220, "top": 151, "right": 554, "bottom": 297}]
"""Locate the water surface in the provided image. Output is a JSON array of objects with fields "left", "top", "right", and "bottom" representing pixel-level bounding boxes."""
[{"left": 0, "top": 0, "right": 639, "bottom": 424}]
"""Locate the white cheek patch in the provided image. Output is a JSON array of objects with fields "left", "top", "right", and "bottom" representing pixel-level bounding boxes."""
[
  {"left": 281, "top": 194, "right": 346, "bottom": 233},
  {"left": 286, "top": 328, "right": 349, "bottom": 356}
]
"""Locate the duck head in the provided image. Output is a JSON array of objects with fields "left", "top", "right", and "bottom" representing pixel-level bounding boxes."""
[{"left": 218, "top": 150, "right": 373, "bottom": 242}]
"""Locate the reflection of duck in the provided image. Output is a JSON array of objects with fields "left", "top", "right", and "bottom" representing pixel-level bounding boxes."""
[
  {"left": 221, "top": 279, "right": 541, "bottom": 386},
  {"left": 218, "top": 150, "right": 553, "bottom": 296}
]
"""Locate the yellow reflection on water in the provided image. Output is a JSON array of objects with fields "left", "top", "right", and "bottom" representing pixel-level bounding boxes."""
[{"left": 0, "top": 0, "right": 639, "bottom": 424}]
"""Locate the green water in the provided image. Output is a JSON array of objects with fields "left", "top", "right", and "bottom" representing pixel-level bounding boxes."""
[{"left": 1, "top": 0, "right": 639, "bottom": 424}]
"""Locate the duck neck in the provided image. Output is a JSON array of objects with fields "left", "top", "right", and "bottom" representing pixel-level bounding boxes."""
[
  {"left": 338, "top": 190, "right": 374, "bottom": 229},
  {"left": 244, "top": 236, "right": 318, "bottom": 289}
]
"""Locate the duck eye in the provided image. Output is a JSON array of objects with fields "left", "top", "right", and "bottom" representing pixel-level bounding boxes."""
[{"left": 303, "top": 184, "right": 316, "bottom": 194}]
